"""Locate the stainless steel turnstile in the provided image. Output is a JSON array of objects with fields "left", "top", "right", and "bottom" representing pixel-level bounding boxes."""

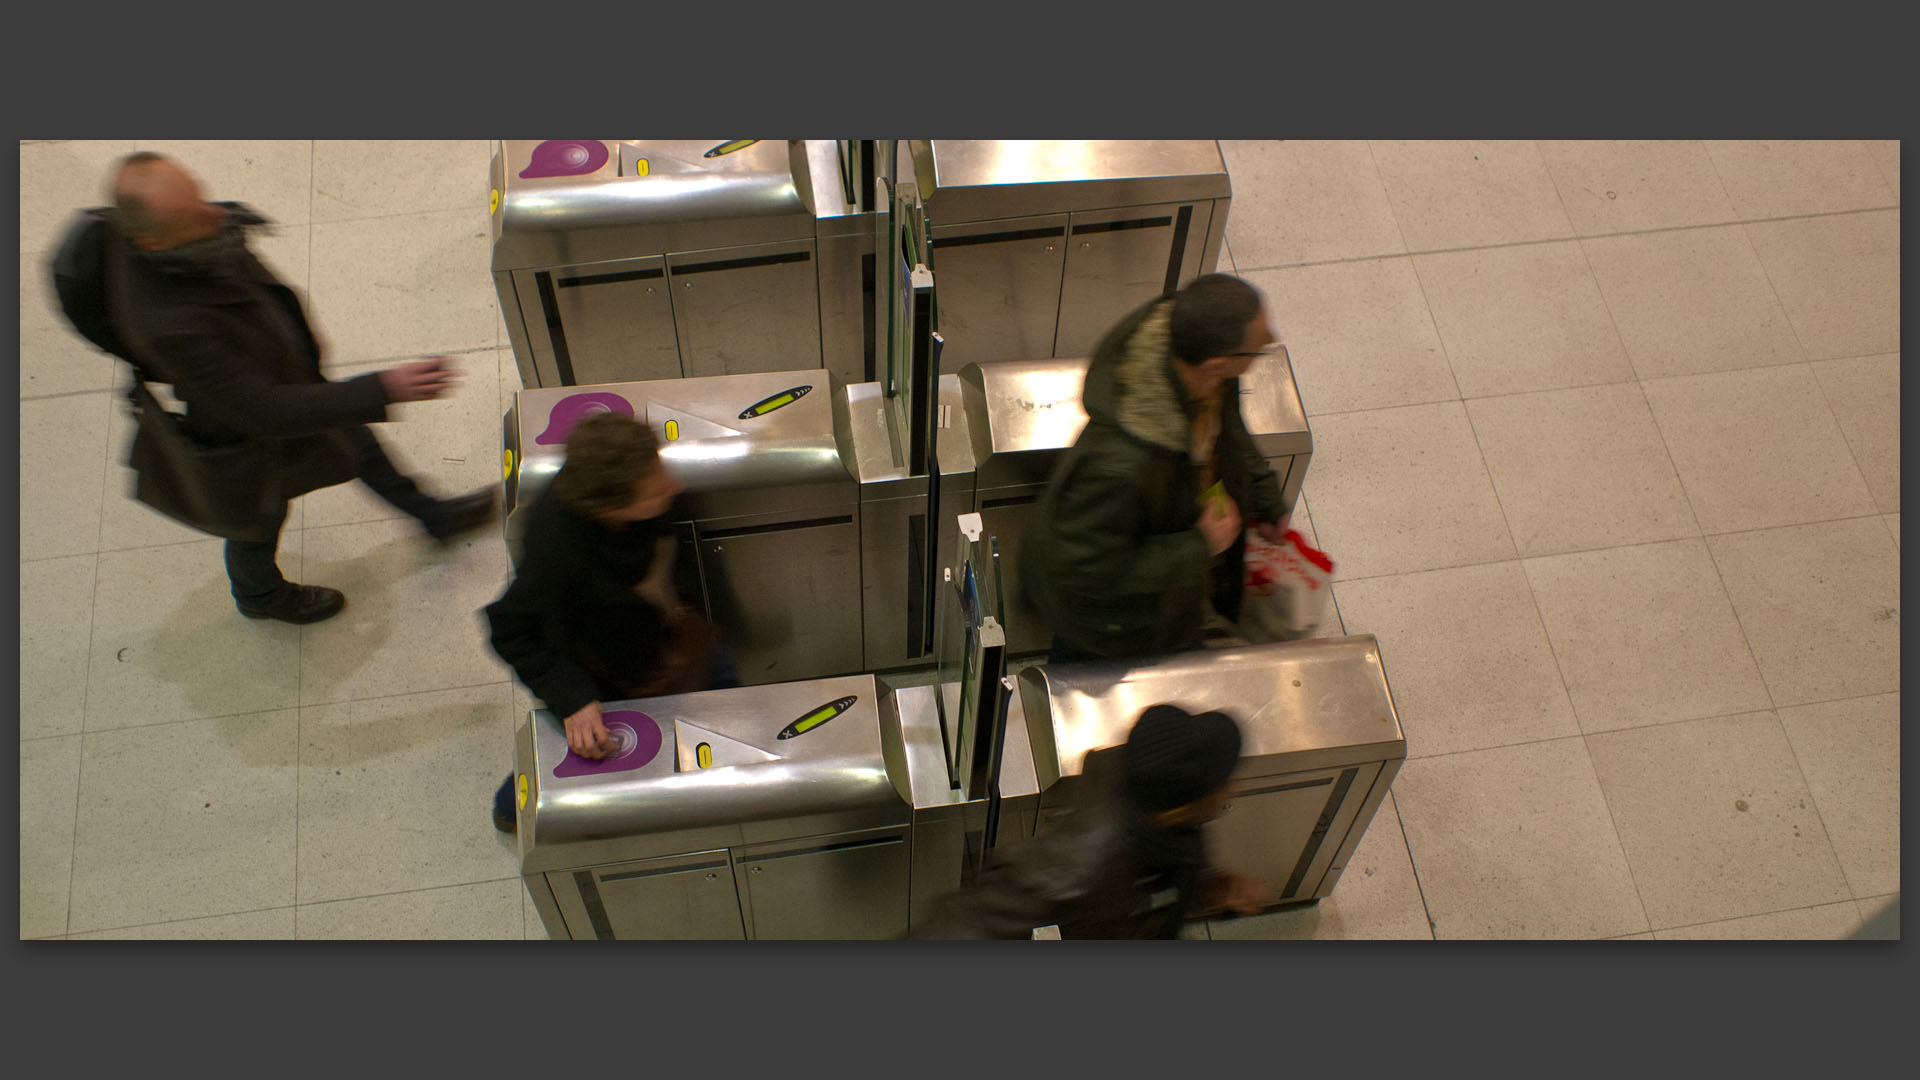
[
  {"left": 960, "top": 352, "right": 1314, "bottom": 654},
  {"left": 914, "top": 140, "right": 1232, "bottom": 370},
  {"left": 1018, "top": 636, "right": 1407, "bottom": 907},
  {"left": 490, "top": 140, "right": 825, "bottom": 389},
  {"left": 502, "top": 369, "right": 863, "bottom": 684},
  {"left": 518, "top": 676, "right": 913, "bottom": 940}
]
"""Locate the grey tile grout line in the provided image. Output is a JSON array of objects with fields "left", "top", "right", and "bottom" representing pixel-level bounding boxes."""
[
  {"left": 62, "top": 873, "right": 527, "bottom": 938},
  {"left": 1229, "top": 204, "right": 1898, "bottom": 277},
  {"left": 1361, "top": 141, "right": 1417, "bottom": 261},
  {"left": 1292, "top": 342, "right": 1902, "bottom": 420},
  {"left": 1637, "top": 896, "right": 1869, "bottom": 939},
  {"left": 1384, "top": 794, "right": 1439, "bottom": 940},
  {"left": 34, "top": 675, "right": 517, "bottom": 741},
  {"left": 1318, "top": 510, "right": 1897, "bottom": 588},
  {"left": 1517, "top": 196, "right": 1664, "bottom": 944},
  {"left": 1697, "top": 536, "right": 1863, "bottom": 903},
  {"left": 1390, "top": 691, "right": 1899, "bottom": 767}
]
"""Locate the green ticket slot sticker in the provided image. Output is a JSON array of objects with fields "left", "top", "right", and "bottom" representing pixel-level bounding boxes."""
[
  {"left": 776, "top": 695, "right": 857, "bottom": 740},
  {"left": 738, "top": 384, "right": 811, "bottom": 420}
]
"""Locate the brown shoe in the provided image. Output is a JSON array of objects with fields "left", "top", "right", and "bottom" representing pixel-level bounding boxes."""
[{"left": 239, "top": 585, "right": 346, "bottom": 624}]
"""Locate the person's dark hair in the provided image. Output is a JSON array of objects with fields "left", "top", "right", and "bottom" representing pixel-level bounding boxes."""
[
  {"left": 111, "top": 151, "right": 171, "bottom": 241},
  {"left": 553, "top": 412, "right": 662, "bottom": 516},
  {"left": 1169, "top": 273, "right": 1263, "bottom": 366},
  {"left": 1122, "top": 704, "right": 1243, "bottom": 813}
]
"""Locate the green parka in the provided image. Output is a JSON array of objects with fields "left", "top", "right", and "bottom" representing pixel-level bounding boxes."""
[{"left": 1021, "top": 297, "right": 1287, "bottom": 658}]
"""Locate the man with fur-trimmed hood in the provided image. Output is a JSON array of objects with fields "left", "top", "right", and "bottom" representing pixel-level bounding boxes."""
[{"left": 1022, "top": 274, "right": 1292, "bottom": 661}]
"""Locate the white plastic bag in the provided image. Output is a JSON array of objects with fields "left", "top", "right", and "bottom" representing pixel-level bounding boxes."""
[{"left": 1238, "top": 528, "right": 1335, "bottom": 643}]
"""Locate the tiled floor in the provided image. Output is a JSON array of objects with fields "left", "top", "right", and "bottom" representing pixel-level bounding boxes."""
[{"left": 18, "top": 139, "right": 1899, "bottom": 940}]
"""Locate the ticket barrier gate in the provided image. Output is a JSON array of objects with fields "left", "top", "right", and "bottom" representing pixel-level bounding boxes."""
[
  {"left": 961, "top": 352, "right": 1314, "bottom": 656},
  {"left": 502, "top": 368, "right": 864, "bottom": 685},
  {"left": 518, "top": 513, "right": 1036, "bottom": 939},
  {"left": 1018, "top": 636, "right": 1407, "bottom": 908}
]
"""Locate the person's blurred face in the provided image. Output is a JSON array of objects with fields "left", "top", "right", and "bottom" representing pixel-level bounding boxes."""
[
  {"left": 123, "top": 159, "right": 228, "bottom": 251},
  {"left": 1185, "top": 308, "right": 1277, "bottom": 394},
  {"left": 596, "top": 458, "right": 682, "bottom": 524}
]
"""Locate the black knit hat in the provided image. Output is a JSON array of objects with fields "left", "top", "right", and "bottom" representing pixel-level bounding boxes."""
[{"left": 1122, "top": 704, "right": 1243, "bottom": 813}]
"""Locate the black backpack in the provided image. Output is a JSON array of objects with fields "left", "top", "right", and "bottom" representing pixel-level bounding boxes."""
[{"left": 48, "top": 209, "right": 138, "bottom": 364}]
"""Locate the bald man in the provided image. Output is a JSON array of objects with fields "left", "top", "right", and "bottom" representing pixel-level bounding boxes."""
[{"left": 102, "top": 151, "right": 496, "bottom": 623}]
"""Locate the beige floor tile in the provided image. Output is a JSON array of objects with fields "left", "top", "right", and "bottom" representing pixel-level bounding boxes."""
[
  {"left": 295, "top": 879, "right": 526, "bottom": 939},
  {"left": 297, "top": 517, "right": 514, "bottom": 705},
  {"left": 20, "top": 735, "right": 82, "bottom": 939},
  {"left": 19, "top": 140, "right": 134, "bottom": 255},
  {"left": 1208, "top": 793, "right": 1433, "bottom": 939},
  {"left": 297, "top": 682, "right": 520, "bottom": 904},
  {"left": 1708, "top": 518, "right": 1900, "bottom": 708},
  {"left": 139, "top": 140, "right": 314, "bottom": 228},
  {"left": 307, "top": 209, "right": 499, "bottom": 364},
  {"left": 1216, "top": 140, "right": 1406, "bottom": 267},
  {"left": 1523, "top": 540, "right": 1770, "bottom": 733},
  {"left": 86, "top": 539, "right": 304, "bottom": 730},
  {"left": 1586, "top": 712, "right": 1852, "bottom": 930},
  {"left": 1288, "top": 403, "right": 1514, "bottom": 581},
  {"left": 1334, "top": 562, "right": 1578, "bottom": 759},
  {"left": 1747, "top": 211, "right": 1900, "bottom": 363},
  {"left": 1468, "top": 383, "right": 1699, "bottom": 556},
  {"left": 68, "top": 711, "right": 300, "bottom": 933},
  {"left": 1391, "top": 738, "right": 1647, "bottom": 939},
  {"left": 1704, "top": 140, "right": 1895, "bottom": 220},
  {"left": 1643, "top": 365, "right": 1876, "bottom": 535},
  {"left": 297, "top": 351, "right": 508, "bottom": 531},
  {"left": 20, "top": 555, "right": 98, "bottom": 741},
  {"left": 20, "top": 392, "right": 110, "bottom": 561},
  {"left": 1884, "top": 514, "right": 1898, "bottom": 549},
  {"left": 1610, "top": 933, "right": 1656, "bottom": 940},
  {"left": 69, "top": 907, "right": 296, "bottom": 940},
  {"left": 1217, "top": 234, "right": 1235, "bottom": 273},
  {"left": 526, "top": 890, "right": 558, "bottom": 940},
  {"left": 246, "top": 223, "right": 312, "bottom": 296},
  {"left": 1368, "top": 140, "right": 1575, "bottom": 251},
  {"left": 1812, "top": 354, "right": 1900, "bottom": 513},
  {"left": 1777, "top": 693, "right": 1899, "bottom": 900},
  {"left": 20, "top": 246, "right": 118, "bottom": 398},
  {"left": 1582, "top": 226, "right": 1803, "bottom": 380},
  {"left": 1244, "top": 259, "right": 1458, "bottom": 414},
  {"left": 1537, "top": 140, "right": 1740, "bottom": 235},
  {"left": 311, "top": 140, "right": 493, "bottom": 223},
  {"left": 1652, "top": 901, "right": 1864, "bottom": 940},
  {"left": 1863, "top": 140, "right": 1899, "bottom": 200},
  {"left": 1413, "top": 241, "right": 1636, "bottom": 399}
]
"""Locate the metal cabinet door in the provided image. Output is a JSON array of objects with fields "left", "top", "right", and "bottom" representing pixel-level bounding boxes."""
[
  {"left": 1055, "top": 201, "right": 1214, "bottom": 357},
  {"left": 975, "top": 495, "right": 1050, "bottom": 654},
  {"left": 549, "top": 849, "right": 746, "bottom": 940},
  {"left": 515, "top": 256, "right": 683, "bottom": 387},
  {"left": 668, "top": 240, "right": 823, "bottom": 378},
  {"left": 736, "top": 827, "right": 911, "bottom": 939},
  {"left": 697, "top": 518, "right": 862, "bottom": 684},
  {"left": 1210, "top": 762, "right": 1383, "bottom": 903},
  {"left": 927, "top": 214, "right": 1068, "bottom": 372}
]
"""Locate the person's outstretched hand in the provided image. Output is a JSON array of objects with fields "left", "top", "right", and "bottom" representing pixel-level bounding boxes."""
[{"left": 379, "top": 357, "right": 456, "bottom": 403}]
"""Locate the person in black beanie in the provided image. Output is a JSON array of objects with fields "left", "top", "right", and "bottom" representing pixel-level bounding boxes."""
[{"left": 910, "top": 703, "right": 1270, "bottom": 939}]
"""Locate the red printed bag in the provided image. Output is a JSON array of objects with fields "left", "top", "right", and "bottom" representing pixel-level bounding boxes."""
[{"left": 1239, "top": 528, "right": 1335, "bottom": 642}]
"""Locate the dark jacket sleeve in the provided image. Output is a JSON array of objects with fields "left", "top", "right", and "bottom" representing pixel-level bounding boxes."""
[
  {"left": 149, "top": 320, "right": 390, "bottom": 439},
  {"left": 485, "top": 564, "right": 602, "bottom": 721},
  {"left": 1047, "top": 437, "right": 1212, "bottom": 598}
]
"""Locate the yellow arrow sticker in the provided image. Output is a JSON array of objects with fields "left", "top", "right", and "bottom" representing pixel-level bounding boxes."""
[
  {"left": 696, "top": 742, "right": 712, "bottom": 768},
  {"left": 503, "top": 447, "right": 514, "bottom": 481},
  {"left": 490, "top": 188, "right": 500, "bottom": 215},
  {"left": 664, "top": 419, "right": 679, "bottom": 442},
  {"left": 633, "top": 159, "right": 649, "bottom": 177},
  {"left": 516, "top": 773, "right": 528, "bottom": 810}
]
